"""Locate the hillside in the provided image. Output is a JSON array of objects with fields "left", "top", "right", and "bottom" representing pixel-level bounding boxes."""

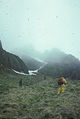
[
  {"left": 0, "top": 72, "right": 80, "bottom": 119},
  {"left": 21, "top": 55, "right": 43, "bottom": 70},
  {"left": 39, "top": 49, "right": 80, "bottom": 80},
  {"left": 41, "top": 48, "right": 66, "bottom": 63},
  {"left": 0, "top": 41, "right": 28, "bottom": 73}
]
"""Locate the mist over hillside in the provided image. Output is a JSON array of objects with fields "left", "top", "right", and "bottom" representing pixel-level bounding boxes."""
[
  {"left": 11, "top": 47, "right": 42, "bottom": 60},
  {"left": 21, "top": 55, "right": 44, "bottom": 70},
  {"left": 38, "top": 49, "right": 80, "bottom": 80},
  {"left": 0, "top": 41, "right": 28, "bottom": 73},
  {"left": 1, "top": 38, "right": 80, "bottom": 80},
  {"left": 40, "top": 48, "right": 66, "bottom": 63}
]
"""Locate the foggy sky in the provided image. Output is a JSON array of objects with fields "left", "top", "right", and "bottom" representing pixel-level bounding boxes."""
[{"left": 0, "top": 0, "right": 80, "bottom": 59}]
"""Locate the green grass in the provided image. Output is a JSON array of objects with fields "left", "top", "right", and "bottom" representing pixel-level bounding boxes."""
[{"left": 0, "top": 72, "right": 80, "bottom": 119}]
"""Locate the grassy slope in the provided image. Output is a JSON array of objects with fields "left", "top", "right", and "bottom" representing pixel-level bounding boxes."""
[{"left": 0, "top": 73, "right": 80, "bottom": 119}]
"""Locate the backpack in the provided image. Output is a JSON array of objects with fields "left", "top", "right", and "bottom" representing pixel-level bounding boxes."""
[{"left": 58, "top": 78, "right": 63, "bottom": 85}]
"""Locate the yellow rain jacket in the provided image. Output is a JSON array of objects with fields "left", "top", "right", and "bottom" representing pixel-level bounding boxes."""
[{"left": 57, "top": 77, "right": 67, "bottom": 94}]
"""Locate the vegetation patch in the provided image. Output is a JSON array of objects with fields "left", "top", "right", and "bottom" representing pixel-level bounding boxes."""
[{"left": 0, "top": 73, "right": 80, "bottom": 119}]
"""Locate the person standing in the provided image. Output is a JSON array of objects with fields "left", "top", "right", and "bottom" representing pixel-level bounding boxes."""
[
  {"left": 57, "top": 77, "right": 67, "bottom": 94},
  {"left": 19, "top": 79, "right": 23, "bottom": 87}
]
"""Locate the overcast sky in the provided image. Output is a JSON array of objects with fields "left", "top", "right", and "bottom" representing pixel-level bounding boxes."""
[{"left": 0, "top": 0, "right": 80, "bottom": 59}]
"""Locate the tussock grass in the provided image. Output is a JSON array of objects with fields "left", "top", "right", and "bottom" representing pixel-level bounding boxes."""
[{"left": 0, "top": 73, "right": 80, "bottom": 119}]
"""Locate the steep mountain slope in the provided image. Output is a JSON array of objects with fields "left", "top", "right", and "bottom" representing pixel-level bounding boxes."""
[
  {"left": 21, "top": 55, "right": 44, "bottom": 70},
  {"left": 41, "top": 48, "right": 66, "bottom": 63},
  {"left": 39, "top": 49, "right": 80, "bottom": 80},
  {"left": 0, "top": 41, "right": 28, "bottom": 73}
]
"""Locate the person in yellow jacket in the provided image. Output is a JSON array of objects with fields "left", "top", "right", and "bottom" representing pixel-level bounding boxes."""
[{"left": 57, "top": 77, "right": 67, "bottom": 94}]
